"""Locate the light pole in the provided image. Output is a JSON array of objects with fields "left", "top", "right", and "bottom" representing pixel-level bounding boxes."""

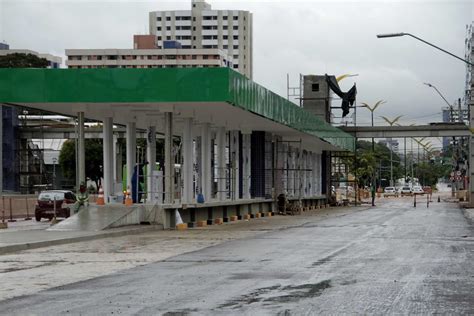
[
  {"left": 361, "top": 100, "right": 386, "bottom": 194},
  {"left": 52, "top": 157, "right": 57, "bottom": 190},
  {"left": 376, "top": 33, "right": 474, "bottom": 66},
  {"left": 380, "top": 115, "right": 403, "bottom": 186}
]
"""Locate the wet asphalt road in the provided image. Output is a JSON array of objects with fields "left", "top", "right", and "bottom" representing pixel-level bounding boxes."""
[{"left": 1, "top": 198, "right": 473, "bottom": 315}]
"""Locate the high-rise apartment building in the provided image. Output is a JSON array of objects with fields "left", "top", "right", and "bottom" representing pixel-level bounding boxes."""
[{"left": 149, "top": 0, "right": 253, "bottom": 78}]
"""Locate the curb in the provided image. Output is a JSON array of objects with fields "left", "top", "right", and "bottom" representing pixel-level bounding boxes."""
[{"left": 0, "top": 225, "right": 162, "bottom": 256}]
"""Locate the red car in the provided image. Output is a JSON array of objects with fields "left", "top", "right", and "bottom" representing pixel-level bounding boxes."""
[{"left": 35, "top": 190, "right": 76, "bottom": 221}]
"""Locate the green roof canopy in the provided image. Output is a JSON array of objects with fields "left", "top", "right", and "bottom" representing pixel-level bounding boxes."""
[{"left": 0, "top": 68, "right": 354, "bottom": 151}]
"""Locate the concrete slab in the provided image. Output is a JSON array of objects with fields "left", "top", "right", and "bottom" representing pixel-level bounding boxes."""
[
  {"left": 0, "top": 225, "right": 161, "bottom": 255},
  {"left": 47, "top": 204, "right": 144, "bottom": 232}
]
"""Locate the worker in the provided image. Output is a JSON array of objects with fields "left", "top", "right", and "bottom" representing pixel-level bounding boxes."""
[{"left": 74, "top": 182, "right": 89, "bottom": 213}]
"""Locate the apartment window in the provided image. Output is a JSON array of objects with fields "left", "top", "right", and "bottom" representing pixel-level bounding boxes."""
[
  {"left": 193, "top": 36, "right": 196, "bottom": 40},
  {"left": 223, "top": 26, "right": 228, "bottom": 30},
  {"left": 157, "top": 17, "right": 161, "bottom": 21},
  {"left": 233, "top": 26, "right": 238, "bottom": 30},
  {"left": 203, "top": 55, "right": 208, "bottom": 60},
  {"left": 166, "top": 36, "right": 171, "bottom": 40},
  {"left": 193, "top": 3, "right": 196, "bottom": 7},
  {"left": 223, "top": 16, "right": 228, "bottom": 20},
  {"left": 166, "top": 26, "right": 171, "bottom": 31},
  {"left": 193, "top": 17, "right": 196, "bottom": 21},
  {"left": 233, "top": 54, "right": 238, "bottom": 59},
  {"left": 223, "top": 45, "right": 228, "bottom": 49},
  {"left": 166, "top": 55, "right": 176, "bottom": 60},
  {"left": 233, "top": 35, "right": 238, "bottom": 40},
  {"left": 193, "top": 26, "right": 196, "bottom": 31},
  {"left": 107, "top": 55, "right": 118, "bottom": 60},
  {"left": 157, "top": 36, "right": 162, "bottom": 40},
  {"left": 233, "top": 64, "right": 239, "bottom": 69},
  {"left": 233, "top": 45, "right": 239, "bottom": 49},
  {"left": 157, "top": 27, "right": 161, "bottom": 31},
  {"left": 223, "top": 35, "right": 228, "bottom": 40},
  {"left": 182, "top": 45, "right": 191, "bottom": 49},
  {"left": 233, "top": 16, "right": 238, "bottom": 20},
  {"left": 166, "top": 16, "right": 171, "bottom": 21},
  {"left": 192, "top": 55, "right": 197, "bottom": 60},
  {"left": 312, "top": 83, "right": 320, "bottom": 92}
]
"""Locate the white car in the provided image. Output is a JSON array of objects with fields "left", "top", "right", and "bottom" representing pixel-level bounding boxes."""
[
  {"left": 384, "top": 187, "right": 399, "bottom": 197},
  {"left": 412, "top": 186, "right": 425, "bottom": 195},
  {"left": 400, "top": 186, "right": 412, "bottom": 196}
]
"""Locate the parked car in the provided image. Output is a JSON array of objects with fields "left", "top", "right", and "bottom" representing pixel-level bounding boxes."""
[
  {"left": 400, "top": 186, "right": 412, "bottom": 196},
  {"left": 384, "top": 186, "right": 399, "bottom": 197},
  {"left": 412, "top": 186, "right": 425, "bottom": 195},
  {"left": 35, "top": 190, "right": 76, "bottom": 221}
]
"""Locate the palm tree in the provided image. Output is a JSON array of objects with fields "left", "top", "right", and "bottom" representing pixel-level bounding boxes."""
[{"left": 380, "top": 115, "right": 404, "bottom": 185}]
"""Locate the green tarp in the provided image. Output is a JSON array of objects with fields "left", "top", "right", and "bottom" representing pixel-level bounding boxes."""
[{"left": 0, "top": 67, "right": 354, "bottom": 151}]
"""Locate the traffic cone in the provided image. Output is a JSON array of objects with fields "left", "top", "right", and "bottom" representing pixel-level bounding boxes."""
[
  {"left": 175, "top": 209, "right": 187, "bottom": 230},
  {"left": 96, "top": 185, "right": 105, "bottom": 205},
  {"left": 125, "top": 187, "right": 133, "bottom": 206}
]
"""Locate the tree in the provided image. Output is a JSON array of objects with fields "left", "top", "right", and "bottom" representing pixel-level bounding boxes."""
[
  {"left": 0, "top": 53, "right": 49, "bottom": 68},
  {"left": 59, "top": 139, "right": 104, "bottom": 190},
  {"left": 354, "top": 140, "right": 403, "bottom": 188}
]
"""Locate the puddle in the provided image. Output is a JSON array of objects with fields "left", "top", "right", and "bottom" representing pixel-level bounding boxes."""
[{"left": 218, "top": 280, "right": 331, "bottom": 309}]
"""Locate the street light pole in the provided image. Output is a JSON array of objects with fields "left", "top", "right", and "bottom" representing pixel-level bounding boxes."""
[{"left": 376, "top": 33, "right": 474, "bottom": 66}]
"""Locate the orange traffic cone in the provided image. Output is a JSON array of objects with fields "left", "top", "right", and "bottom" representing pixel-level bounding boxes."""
[
  {"left": 125, "top": 187, "right": 133, "bottom": 206},
  {"left": 96, "top": 185, "right": 105, "bottom": 205}
]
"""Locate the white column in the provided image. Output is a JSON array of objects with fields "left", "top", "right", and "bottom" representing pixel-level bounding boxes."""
[
  {"left": 230, "top": 131, "right": 240, "bottom": 200},
  {"left": 146, "top": 125, "right": 156, "bottom": 203},
  {"left": 302, "top": 151, "right": 307, "bottom": 197},
  {"left": 126, "top": 122, "right": 136, "bottom": 191},
  {"left": 200, "top": 123, "right": 212, "bottom": 201},
  {"left": 315, "top": 154, "right": 321, "bottom": 195},
  {"left": 164, "top": 112, "right": 173, "bottom": 204},
  {"left": 102, "top": 117, "right": 114, "bottom": 202},
  {"left": 182, "top": 118, "right": 194, "bottom": 204},
  {"left": 309, "top": 152, "right": 314, "bottom": 196},
  {"left": 282, "top": 143, "right": 288, "bottom": 195},
  {"left": 77, "top": 112, "right": 86, "bottom": 186},
  {"left": 112, "top": 134, "right": 118, "bottom": 183},
  {"left": 288, "top": 146, "right": 295, "bottom": 197},
  {"left": 241, "top": 132, "right": 252, "bottom": 199},
  {"left": 0, "top": 106, "right": 3, "bottom": 195},
  {"left": 216, "top": 127, "right": 226, "bottom": 201},
  {"left": 470, "top": 98, "right": 474, "bottom": 204}
]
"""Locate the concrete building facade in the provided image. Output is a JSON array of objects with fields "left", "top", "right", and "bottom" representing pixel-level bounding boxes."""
[
  {"left": 149, "top": 0, "right": 253, "bottom": 78},
  {"left": 66, "top": 48, "right": 232, "bottom": 69}
]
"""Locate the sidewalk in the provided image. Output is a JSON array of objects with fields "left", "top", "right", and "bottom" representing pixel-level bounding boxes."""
[
  {"left": 0, "top": 204, "right": 369, "bottom": 256},
  {"left": 0, "top": 223, "right": 162, "bottom": 255}
]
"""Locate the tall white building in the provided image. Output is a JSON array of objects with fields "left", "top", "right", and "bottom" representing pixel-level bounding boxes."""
[{"left": 149, "top": 0, "right": 253, "bottom": 78}]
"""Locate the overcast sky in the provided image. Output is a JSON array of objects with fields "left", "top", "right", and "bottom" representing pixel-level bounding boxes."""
[{"left": 1, "top": 0, "right": 473, "bottom": 135}]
